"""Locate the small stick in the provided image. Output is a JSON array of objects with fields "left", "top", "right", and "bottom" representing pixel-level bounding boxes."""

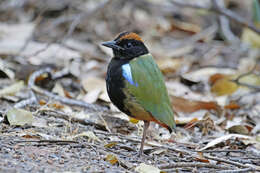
[
  {"left": 159, "top": 162, "right": 232, "bottom": 170},
  {"left": 216, "top": 167, "right": 256, "bottom": 173},
  {"left": 14, "top": 140, "right": 78, "bottom": 143},
  {"left": 13, "top": 90, "right": 37, "bottom": 108},
  {"left": 204, "top": 155, "right": 250, "bottom": 168},
  {"left": 194, "top": 149, "right": 246, "bottom": 153}
]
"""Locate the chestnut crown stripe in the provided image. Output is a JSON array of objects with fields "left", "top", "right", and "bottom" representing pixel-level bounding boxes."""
[{"left": 119, "top": 32, "right": 143, "bottom": 42}]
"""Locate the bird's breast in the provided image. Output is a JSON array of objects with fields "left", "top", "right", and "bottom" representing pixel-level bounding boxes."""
[
  {"left": 106, "top": 58, "right": 131, "bottom": 115},
  {"left": 106, "top": 58, "right": 154, "bottom": 121}
]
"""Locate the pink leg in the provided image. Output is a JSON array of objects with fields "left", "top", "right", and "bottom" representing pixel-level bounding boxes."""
[{"left": 139, "top": 121, "right": 150, "bottom": 156}]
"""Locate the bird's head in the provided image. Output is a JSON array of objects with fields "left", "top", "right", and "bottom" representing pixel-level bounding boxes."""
[{"left": 102, "top": 31, "right": 149, "bottom": 60}]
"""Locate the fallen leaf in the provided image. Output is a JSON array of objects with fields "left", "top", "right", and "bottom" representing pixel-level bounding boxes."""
[
  {"left": 228, "top": 125, "right": 250, "bottom": 135},
  {"left": 135, "top": 163, "right": 161, "bottom": 173},
  {"left": 83, "top": 89, "right": 102, "bottom": 103},
  {"left": 104, "top": 142, "right": 118, "bottom": 148},
  {"left": 199, "top": 134, "right": 252, "bottom": 151},
  {"left": 210, "top": 73, "right": 260, "bottom": 96},
  {"left": 105, "top": 154, "right": 118, "bottom": 165},
  {"left": 183, "top": 68, "right": 235, "bottom": 83},
  {"left": 224, "top": 102, "right": 240, "bottom": 109},
  {"left": 209, "top": 73, "right": 226, "bottom": 85},
  {"left": 156, "top": 58, "right": 182, "bottom": 74},
  {"left": 81, "top": 77, "right": 109, "bottom": 102},
  {"left": 7, "top": 108, "right": 33, "bottom": 126},
  {"left": 171, "top": 96, "right": 220, "bottom": 113},
  {"left": 210, "top": 76, "right": 238, "bottom": 96},
  {"left": 21, "top": 134, "right": 40, "bottom": 139},
  {"left": 241, "top": 27, "right": 260, "bottom": 48},
  {"left": 0, "top": 81, "right": 24, "bottom": 96},
  {"left": 239, "top": 73, "right": 260, "bottom": 88}
]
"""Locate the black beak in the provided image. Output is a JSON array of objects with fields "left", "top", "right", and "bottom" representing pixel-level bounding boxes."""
[{"left": 102, "top": 40, "right": 124, "bottom": 50}]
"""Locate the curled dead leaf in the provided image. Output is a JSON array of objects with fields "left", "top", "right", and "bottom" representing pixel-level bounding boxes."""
[{"left": 105, "top": 154, "right": 118, "bottom": 165}]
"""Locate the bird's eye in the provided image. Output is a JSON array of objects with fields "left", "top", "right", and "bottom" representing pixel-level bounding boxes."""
[{"left": 125, "top": 42, "right": 133, "bottom": 48}]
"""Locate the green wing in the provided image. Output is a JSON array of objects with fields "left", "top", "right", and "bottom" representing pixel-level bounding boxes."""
[{"left": 127, "top": 54, "right": 176, "bottom": 130}]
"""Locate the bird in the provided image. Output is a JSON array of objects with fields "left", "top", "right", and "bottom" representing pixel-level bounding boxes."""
[{"left": 102, "top": 31, "right": 175, "bottom": 155}]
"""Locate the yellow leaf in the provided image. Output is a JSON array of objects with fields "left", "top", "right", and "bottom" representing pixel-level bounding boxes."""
[
  {"left": 239, "top": 74, "right": 260, "bottom": 86},
  {"left": 211, "top": 77, "right": 238, "bottom": 96},
  {"left": 129, "top": 117, "right": 139, "bottom": 124},
  {"left": 105, "top": 154, "right": 118, "bottom": 165},
  {"left": 241, "top": 25, "right": 260, "bottom": 48},
  {"left": 104, "top": 142, "right": 118, "bottom": 148}
]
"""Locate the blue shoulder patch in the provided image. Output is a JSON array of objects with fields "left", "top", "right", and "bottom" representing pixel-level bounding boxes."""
[{"left": 122, "top": 64, "right": 138, "bottom": 87}]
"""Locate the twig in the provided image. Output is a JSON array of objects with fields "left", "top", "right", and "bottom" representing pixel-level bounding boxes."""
[
  {"left": 28, "top": 67, "right": 109, "bottom": 112},
  {"left": 216, "top": 167, "right": 256, "bottom": 173},
  {"left": 95, "top": 129, "right": 195, "bottom": 156},
  {"left": 38, "top": 109, "right": 107, "bottom": 131},
  {"left": 171, "top": 0, "right": 260, "bottom": 34},
  {"left": 14, "top": 140, "right": 78, "bottom": 143},
  {"left": 98, "top": 113, "right": 111, "bottom": 133},
  {"left": 204, "top": 155, "right": 250, "bottom": 168},
  {"left": 194, "top": 149, "right": 246, "bottom": 153},
  {"left": 159, "top": 162, "right": 232, "bottom": 170},
  {"left": 217, "top": 0, "right": 240, "bottom": 44},
  {"left": 13, "top": 90, "right": 37, "bottom": 108}
]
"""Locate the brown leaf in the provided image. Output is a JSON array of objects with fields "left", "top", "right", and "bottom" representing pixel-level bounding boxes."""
[
  {"left": 224, "top": 102, "right": 240, "bottom": 110},
  {"left": 228, "top": 125, "right": 250, "bottom": 135},
  {"left": 171, "top": 96, "right": 220, "bottom": 113}
]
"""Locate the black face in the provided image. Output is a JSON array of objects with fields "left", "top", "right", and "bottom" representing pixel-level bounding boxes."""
[{"left": 102, "top": 33, "right": 149, "bottom": 60}]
